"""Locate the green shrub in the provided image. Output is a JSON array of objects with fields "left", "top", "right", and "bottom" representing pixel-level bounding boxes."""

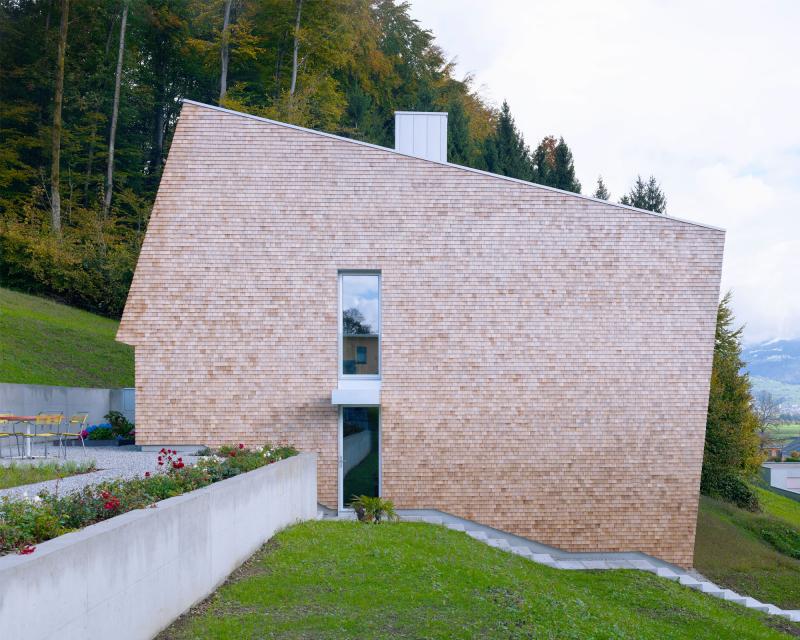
[
  {"left": 351, "top": 495, "right": 398, "bottom": 523},
  {"left": 701, "top": 469, "right": 760, "bottom": 511},
  {"left": 104, "top": 411, "right": 134, "bottom": 438},
  {"left": 747, "top": 518, "right": 800, "bottom": 559},
  {"left": 87, "top": 426, "right": 114, "bottom": 440}
]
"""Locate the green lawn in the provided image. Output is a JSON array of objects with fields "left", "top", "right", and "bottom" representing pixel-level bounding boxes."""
[
  {"left": 755, "top": 487, "right": 800, "bottom": 528},
  {"left": 694, "top": 496, "right": 800, "bottom": 610},
  {"left": 0, "top": 287, "right": 133, "bottom": 388},
  {"left": 771, "top": 424, "right": 800, "bottom": 441},
  {"left": 0, "top": 459, "right": 97, "bottom": 489},
  {"left": 159, "top": 521, "right": 798, "bottom": 640}
]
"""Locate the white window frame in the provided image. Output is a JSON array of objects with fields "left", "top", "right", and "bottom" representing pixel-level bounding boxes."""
[{"left": 338, "top": 270, "right": 381, "bottom": 380}]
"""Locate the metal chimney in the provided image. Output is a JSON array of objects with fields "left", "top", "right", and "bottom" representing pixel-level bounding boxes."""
[{"left": 394, "top": 111, "right": 448, "bottom": 163}]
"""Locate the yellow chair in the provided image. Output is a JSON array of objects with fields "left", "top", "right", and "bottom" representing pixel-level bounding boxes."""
[
  {"left": 0, "top": 417, "right": 15, "bottom": 458},
  {"left": 61, "top": 412, "right": 89, "bottom": 456},
  {"left": 20, "top": 413, "right": 64, "bottom": 458}
]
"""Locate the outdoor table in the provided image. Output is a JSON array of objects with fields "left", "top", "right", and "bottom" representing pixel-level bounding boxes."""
[{"left": 0, "top": 415, "right": 38, "bottom": 459}]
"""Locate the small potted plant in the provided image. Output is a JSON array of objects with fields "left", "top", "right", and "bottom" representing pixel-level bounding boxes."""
[
  {"left": 350, "top": 495, "right": 398, "bottom": 523},
  {"left": 105, "top": 411, "right": 135, "bottom": 446}
]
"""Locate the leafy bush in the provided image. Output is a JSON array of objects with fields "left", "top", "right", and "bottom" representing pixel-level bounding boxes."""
[
  {"left": 351, "top": 495, "right": 398, "bottom": 523},
  {"left": 701, "top": 469, "right": 760, "bottom": 512},
  {"left": 87, "top": 426, "right": 114, "bottom": 440},
  {"left": 104, "top": 411, "right": 134, "bottom": 438},
  {"left": 0, "top": 443, "right": 297, "bottom": 555},
  {"left": 746, "top": 518, "right": 800, "bottom": 559}
]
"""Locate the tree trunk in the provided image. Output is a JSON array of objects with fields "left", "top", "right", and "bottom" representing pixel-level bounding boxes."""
[
  {"left": 50, "top": 0, "right": 69, "bottom": 235},
  {"left": 102, "top": 0, "right": 128, "bottom": 218},
  {"left": 219, "top": 0, "right": 233, "bottom": 102},
  {"left": 289, "top": 0, "right": 302, "bottom": 96}
]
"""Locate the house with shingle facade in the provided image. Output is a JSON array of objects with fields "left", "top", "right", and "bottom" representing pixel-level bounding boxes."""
[{"left": 117, "top": 100, "right": 724, "bottom": 567}]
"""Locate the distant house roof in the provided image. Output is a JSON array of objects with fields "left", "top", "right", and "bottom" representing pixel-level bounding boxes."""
[{"left": 781, "top": 438, "right": 800, "bottom": 455}]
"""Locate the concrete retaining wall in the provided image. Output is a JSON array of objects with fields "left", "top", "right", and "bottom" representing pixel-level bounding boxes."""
[
  {"left": 0, "top": 382, "right": 135, "bottom": 425},
  {"left": 0, "top": 452, "right": 317, "bottom": 640}
]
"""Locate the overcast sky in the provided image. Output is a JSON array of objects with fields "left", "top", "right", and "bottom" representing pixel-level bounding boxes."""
[{"left": 410, "top": 0, "right": 799, "bottom": 344}]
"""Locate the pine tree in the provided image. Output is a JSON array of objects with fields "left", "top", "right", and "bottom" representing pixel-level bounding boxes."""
[
  {"left": 620, "top": 175, "right": 667, "bottom": 213},
  {"left": 531, "top": 136, "right": 580, "bottom": 193},
  {"left": 701, "top": 292, "right": 761, "bottom": 508},
  {"left": 485, "top": 101, "right": 532, "bottom": 180},
  {"left": 593, "top": 176, "right": 610, "bottom": 200}
]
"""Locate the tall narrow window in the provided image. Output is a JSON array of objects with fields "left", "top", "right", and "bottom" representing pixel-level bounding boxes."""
[{"left": 340, "top": 272, "right": 380, "bottom": 377}]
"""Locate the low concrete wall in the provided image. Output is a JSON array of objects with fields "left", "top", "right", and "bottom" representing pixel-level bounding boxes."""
[
  {"left": 0, "top": 382, "right": 135, "bottom": 425},
  {"left": 0, "top": 452, "right": 317, "bottom": 640}
]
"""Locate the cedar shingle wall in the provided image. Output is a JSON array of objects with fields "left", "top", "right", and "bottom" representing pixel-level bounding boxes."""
[{"left": 118, "top": 103, "right": 724, "bottom": 567}]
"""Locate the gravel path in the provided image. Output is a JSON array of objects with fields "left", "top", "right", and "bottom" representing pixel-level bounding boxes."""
[{"left": 0, "top": 445, "right": 199, "bottom": 499}]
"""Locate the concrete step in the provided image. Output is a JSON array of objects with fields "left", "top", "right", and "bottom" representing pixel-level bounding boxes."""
[
  {"left": 785, "top": 610, "right": 800, "bottom": 623},
  {"left": 554, "top": 560, "right": 586, "bottom": 570},
  {"left": 717, "top": 590, "right": 746, "bottom": 604},
  {"left": 445, "top": 523, "right": 465, "bottom": 532},
  {"left": 690, "top": 582, "right": 724, "bottom": 596},
  {"left": 655, "top": 568, "right": 680, "bottom": 580},
  {"left": 510, "top": 546, "right": 534, "bottom": 558},
  {"left": 466, "top": 530, "right": 487, "bottom": 542},
  {"left": 487, "top": 538, "right": 512, "bottom": 551},
  {"left": 742, "top": 598, "right": 771, "bottom": 613},
  {"left": 531, "top": 553, "right": 555, "bottom": 564},
  {"left": 678, "top": 575, "right": 703, "bottom": 588}
]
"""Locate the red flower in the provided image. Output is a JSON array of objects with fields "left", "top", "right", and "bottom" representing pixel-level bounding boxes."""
[
  {"left": 144, "top": 471, "right": 151, "bottom": 478},
  {"left": 229, "top": 451, "right": 236, "bottom": 457},
  {"left": 160, "top": 448, "right": 167, "bottom": 454},
  {"left": 19, "top": 545, "right": 36, "bottom": 555},
  {"left": 238, "top": 443, "right": 244, "bottom": 449},
  {"left": 177, "top": 457, "right": 183, "bottom": 463},
  {"left": 101, "top": 491, "right": 110, "bottom": 499},
  {"left": 158, "top": 461, "right": 164, "bottom": 466}
]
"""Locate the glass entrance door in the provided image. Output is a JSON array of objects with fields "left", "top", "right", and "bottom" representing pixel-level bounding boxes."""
[{"left": 340, "top": 406, "right": 380, "bottom": 508}]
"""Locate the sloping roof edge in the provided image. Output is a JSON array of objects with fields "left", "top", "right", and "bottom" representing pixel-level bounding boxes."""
[{"left": 181, "top": 99, "right": 725, "bottom": 233}]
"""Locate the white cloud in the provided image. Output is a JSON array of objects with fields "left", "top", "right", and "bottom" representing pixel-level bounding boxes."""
[{"left": 411, "top": 0, "right": 800, "bottom": 342}]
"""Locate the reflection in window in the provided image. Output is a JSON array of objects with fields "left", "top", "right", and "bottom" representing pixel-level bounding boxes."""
[
  {"left": 341, "top": 273, "right": 380, "bottom": 376},
  {"left": 343, "top": 406, "right": 379, "bottom": 503}
]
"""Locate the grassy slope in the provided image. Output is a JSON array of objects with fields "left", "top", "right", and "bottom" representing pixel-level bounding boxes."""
[
  {"left": 160, "top": 521, "right": 798, "bottom": 640},
  {"left": 756, "top": 487, "right": 800, "bottom": 528},
  {"left": 0, "top": 287, "right": 133, "bottom": 388},
  {"left": 695, "top": 495, "right": 800, "bottom": 610}
]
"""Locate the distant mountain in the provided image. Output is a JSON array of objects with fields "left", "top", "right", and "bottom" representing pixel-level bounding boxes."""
[{"left": 742, "top": 339, "right": 800, "bottom": 384}]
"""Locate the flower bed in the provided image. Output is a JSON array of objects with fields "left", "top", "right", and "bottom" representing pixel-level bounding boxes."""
[{"left": 0, "top": 443, "right": 297, "bottom": 556}]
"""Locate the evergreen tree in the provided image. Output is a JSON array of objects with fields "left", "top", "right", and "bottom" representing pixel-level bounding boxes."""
[
  {"left": 619, "top": 175, "right": 667, "bottom": 213},
  {"left": 484, "top": 101, "right": 532, "bottom": 180},
  {"left": 593, "top": 176, "right": 610, "bottom": 200},
  {"left": 701, "top": 292, "right": 761, "bottom": 508},
  {"left": 531, "top": 136, "right": 580, "bottom": 193}
]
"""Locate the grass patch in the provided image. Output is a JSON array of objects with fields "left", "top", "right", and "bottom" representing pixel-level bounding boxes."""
[
  {"left": 0, "top": 287, "right": 133, "bottom": 388},
  {"left": 159, "top": 520, "right": 798, "bottom": 640},
  {"left": 695, "top": 496, "right": 800, "bottom": 609},
  {"left": 0, "top": 459, "right": 97, "bottom": 489},
  {"left": 756, "top": 487, "right": 800, "bottom": 528}
]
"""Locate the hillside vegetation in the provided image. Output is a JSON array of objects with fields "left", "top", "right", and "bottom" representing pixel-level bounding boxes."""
[
  {"left": 159, "top": 520, "right": 798, "bottom": 640},
  {"left": 695, "top": 493, "right": 800, "bottom": 610},
  {"left": 0, "top": 287, "right": 133, "bottom": 388}
]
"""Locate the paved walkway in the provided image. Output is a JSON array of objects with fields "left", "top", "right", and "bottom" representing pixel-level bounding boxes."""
[
  {"left": 320, "top": 506, "right": 800, "bottom": 624},
  {"left": 0, "top": 445, "right": 198, "bottom": 499}
]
